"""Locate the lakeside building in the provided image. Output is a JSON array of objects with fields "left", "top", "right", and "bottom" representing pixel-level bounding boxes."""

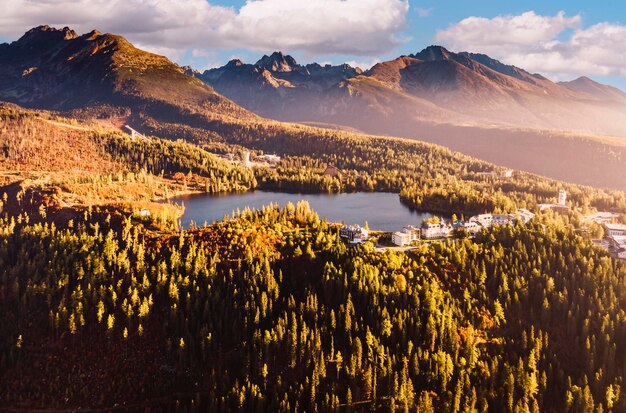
[
  {"left": 388, "top": 205, "right": 540, "bottom": 247},
  {"left": 421, "top": 221, "right": 453, "bottom": 239},
  {"left": 453, "top": 220, "right": 482, "bottom": 235},
  {"left": 457, "top": 209, "right": 535, "bottom": 234},
  {"left": 402, "top": 225, "right": 421, "bottom": 242},
  {"left": 392, "top": 225, "right": 421, "bottom": 246},
  {"left": 392, "top": 231, "right": 412, "bottom": 246},
  {"left": 340, "top": 224, "right": 369, "bottom": 244},
  {"left": 470, "top": 213, "right": 514, "bottom": 228}
]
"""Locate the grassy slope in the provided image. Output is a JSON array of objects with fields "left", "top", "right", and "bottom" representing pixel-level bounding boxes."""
[{"left": 0, "top": 104, "right": 256, "bottom": 227}]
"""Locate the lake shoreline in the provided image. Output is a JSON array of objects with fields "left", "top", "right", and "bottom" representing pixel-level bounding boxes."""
[{"left": 169, "top": 190, "right": 447, "bottom": 231}]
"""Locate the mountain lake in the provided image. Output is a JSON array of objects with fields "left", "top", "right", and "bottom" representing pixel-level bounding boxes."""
[{"left": 170, "top": 190, "right": 441, "bottom": 232}]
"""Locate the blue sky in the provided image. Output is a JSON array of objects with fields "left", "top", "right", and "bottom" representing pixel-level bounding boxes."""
[{"left": 1, "top": 0, "right": 625, "bottom": 89}]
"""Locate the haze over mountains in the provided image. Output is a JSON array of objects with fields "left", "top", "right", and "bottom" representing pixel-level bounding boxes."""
[
  {"left": 2, "top": 26, "right": 626, "bottom": 190},
  {"left": 199, "top": 45, "right": 626, "bottom": 136},
  {"left": 194, "top": 46, "right": 626, "bottom": 189},
  {"left": 197, "top": 46, "right": 626, "bottom": 135}
]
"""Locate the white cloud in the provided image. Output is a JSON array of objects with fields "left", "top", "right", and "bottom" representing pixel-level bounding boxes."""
[
  {"left": 436, "top": 11, "right": 581, "bottom": 55},
  {"left": 415, "top": 7, "right": 432, "bottom": 18},
  {"left": 435, "top": 11, "right": 626, "bottom": 78},
  {"left": 0, "top": 0, "right": 410, "bottom": 58}
]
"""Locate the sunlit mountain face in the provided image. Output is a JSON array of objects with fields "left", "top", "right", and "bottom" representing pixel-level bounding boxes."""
[{"left": 196, "top": 46, "right": 626, "bottom": 137}]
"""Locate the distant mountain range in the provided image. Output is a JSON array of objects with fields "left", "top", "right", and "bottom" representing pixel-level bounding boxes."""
[
  {"left": 2, "top": 26, "right": 626, "bottom": 190},
  {"left": 191, "top": 52, "right": 362, "bottom": 118},
  {"left": 195, "top": 46, "right": 626, "bottom": 138}
]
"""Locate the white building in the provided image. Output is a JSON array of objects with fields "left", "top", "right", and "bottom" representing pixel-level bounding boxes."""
[
  {"left": 584, "top": 212, "right": 621, "bottom": 224},
  {"left": 392, "top": 225, "right": 421, "bottom": 246},
  {"left": 605, "top": 223, "right": 626, "bottom": 237},
  {"left": 462, "top": 221, "right": 482, "bottom": 234},
  {"left": 558, "top": 189, "right": 567, "bottom": 206},
  {"left": 402, "top": 225, "right": 421, "bottom": 242},
  {"left": 421, "top": 221, "right": 452, "bottom": 239},
  {"left": 539, "top": 190, "right": 570, "bottom": 213},
  {"left": 340, "top": 224, "right": 369, "bottom": 244},
  {"left": 243, "top": 151, "right": 251, "bottom": 168},
  {"left": 256, "top": 154, "right": 281, "bottom": 165},
  {"left": 470, "top": 214, "right": 513, "bottom": 228},
  {"left": 515, "top": 208, "right": 536, "bottom": 224},
  {"left": 392, "top": 231, "right": 412, "bottom": 246},
  {"left": 539, "top": 203, "right": 570, "bottom": 213}
]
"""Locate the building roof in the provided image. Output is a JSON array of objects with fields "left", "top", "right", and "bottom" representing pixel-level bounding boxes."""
[
  {"left": 342, "top": 224, "right": 366, "bottom": 232},
  {"left": 538, "top": 203, "right": 570, "bottom": 211},
  {"left": 605, "top": 223, "right": 626, "bottom": 231},
  {"left": 584, "top": 212, "right": 620, "bottom": 223},
  {"left": 393, "top": 231, "right": 411, "bottom": 237},
  {"left": 609, "top": 236, "right": 626, "bottom": 255}
]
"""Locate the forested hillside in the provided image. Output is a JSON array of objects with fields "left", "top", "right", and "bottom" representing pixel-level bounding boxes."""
[
  {"left": 1, "top": 203, "right": 625, "bottom": 412},
  {"left": 2, "top": 104, "right": 626, "bottom": 411}
]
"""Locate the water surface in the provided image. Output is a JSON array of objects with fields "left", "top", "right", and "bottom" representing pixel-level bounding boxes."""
[{"left": 171, "top": 191, "right": 439, "bottom": 232}]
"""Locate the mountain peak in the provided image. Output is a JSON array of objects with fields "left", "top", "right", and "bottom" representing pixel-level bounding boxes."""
[
  {"left": 560, "top": 76, "right": 603, "bottom": 88},
  {"left": 181, "top": 65, "right": 200, "bottom": 76},
  {"left": 24, "top": 25, "right": 78, "bottom": 41},
  {"left": 226, "top": 59, "right": 245, "bottom": 67},
  {"left": 84, "top": 29, "right": 102, "bottom": 40},
  {"left": 413, "top": 45, "right": 453, "bottom": 61},
  {"left": 559, "top": 76, "right": 626, "bottom": 102},
  {"left": 12, "top": 25, "right": 78, "bottom": 51},
  {"left": 255, "top": 51, "right": 300, "bottom": 72}
]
